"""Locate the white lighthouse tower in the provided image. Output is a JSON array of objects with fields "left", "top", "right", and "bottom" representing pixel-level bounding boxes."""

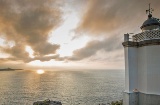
[{"left": 123, "top": 4, "right": 160, "bottom": 105}]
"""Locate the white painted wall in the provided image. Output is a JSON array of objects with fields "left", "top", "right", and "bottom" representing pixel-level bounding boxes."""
[
  {"left": 125, "top": 45, "right": 160, "bottom": 94},
  {"left": 137, "top": 46, "right": 148, "bottom": 93},
  {"left": 124, "top": 47, "right": 138, "bottom": 93},
  {"left": 138, "top": 45, "right": 160, "bottom": 95}
]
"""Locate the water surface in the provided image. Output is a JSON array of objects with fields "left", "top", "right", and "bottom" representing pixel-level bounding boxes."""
[{"left": 0, "top": 70, "right": 124, "bottom": 105}]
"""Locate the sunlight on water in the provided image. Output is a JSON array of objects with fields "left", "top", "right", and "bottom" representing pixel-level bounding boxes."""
[
  {"left": 36, "top": 69, "right": 45, "bottom": 74},
  {"left": 0, "top": 70, "right": 124, "bottom": 105}
]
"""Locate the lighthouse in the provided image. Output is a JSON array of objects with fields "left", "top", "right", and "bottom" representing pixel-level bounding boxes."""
[{"left": 122, "top": 4, "right": 160, "bottom": 105}]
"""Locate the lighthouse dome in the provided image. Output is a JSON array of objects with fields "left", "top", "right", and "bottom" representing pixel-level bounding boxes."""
[{"left": 141, "top": 14, "right": 160, "bottom": 31}]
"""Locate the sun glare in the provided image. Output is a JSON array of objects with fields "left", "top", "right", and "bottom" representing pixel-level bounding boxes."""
[{"left": 36, "top": 69, "right": 45, "bottom": 74}]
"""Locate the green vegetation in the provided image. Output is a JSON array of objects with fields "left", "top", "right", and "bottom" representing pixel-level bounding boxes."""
[
  {"left": 107, "top": 100, "right": 123, "bottom": 105},
  {"left": 33, "top": 99, "right": 62, "bottom": 105}
]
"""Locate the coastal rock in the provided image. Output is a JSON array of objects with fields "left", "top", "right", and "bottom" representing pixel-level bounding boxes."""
[{"left": 33, "top": 99, "right": 62, "bottom": 105}]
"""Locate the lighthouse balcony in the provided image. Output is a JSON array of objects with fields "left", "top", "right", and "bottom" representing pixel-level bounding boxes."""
[{"left": 132, "top": 30, "right": 160, "bottom": 42}]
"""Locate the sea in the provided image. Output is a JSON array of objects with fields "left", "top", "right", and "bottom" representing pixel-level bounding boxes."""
[{"left": 0, "top": 70, "right": 124, "bottom": 105}]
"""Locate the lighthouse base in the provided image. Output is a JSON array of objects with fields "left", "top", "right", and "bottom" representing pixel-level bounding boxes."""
[{"left": 123, "top": 92, "right": 160, "bottom": 105}]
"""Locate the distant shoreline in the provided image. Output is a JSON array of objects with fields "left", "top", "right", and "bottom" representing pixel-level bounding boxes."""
[{"left": 0, "top": 68, "right": 23, "bottom": 71}]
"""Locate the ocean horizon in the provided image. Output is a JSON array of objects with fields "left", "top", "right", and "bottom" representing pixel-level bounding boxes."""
[{"left": 0, "top": 69, "right": 124, "bottom": 105}]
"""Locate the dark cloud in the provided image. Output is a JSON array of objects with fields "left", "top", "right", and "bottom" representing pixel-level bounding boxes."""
[
  {"left": 68, "top": 35, "right": 122, "bottom": 61},
  {"left": 2, "top": 43, "right": 29, "bottom": 61},
  {"left": 0, "top": 0, "right": 63, "bottom": 62},
  {"left": 76, "top": 0, "right": 160, "bottom": 35},
  {"left": 70, "top": 0, "right": 160, "bottom": 63},
  {"left": 1, "top": 0, "right": 160, "bottom": 68}
]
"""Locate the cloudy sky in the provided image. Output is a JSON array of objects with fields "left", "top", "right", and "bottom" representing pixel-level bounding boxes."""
[{"left": 0, "top": 0, "right": 160, "bottom": 70}]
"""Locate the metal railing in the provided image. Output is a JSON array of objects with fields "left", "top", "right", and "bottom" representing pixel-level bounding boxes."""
[{"left": 132, "top": 30, "right": 160, "bottom": 42}]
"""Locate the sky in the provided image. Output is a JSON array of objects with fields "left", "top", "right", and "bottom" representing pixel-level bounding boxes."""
[{"left": 0, "top": 0, "right": 160, "bottom": 70}]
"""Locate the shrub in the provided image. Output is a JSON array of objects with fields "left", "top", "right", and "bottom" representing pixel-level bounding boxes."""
[{"left": 107, "top": 100, "right": 123, "bottom": 105}]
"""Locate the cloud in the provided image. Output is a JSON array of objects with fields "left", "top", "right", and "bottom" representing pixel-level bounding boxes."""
[
  {"left": 1, "top": 0, "right": 160, "bottom": 68},
  {"left": 68, "top": 34, "right": 122, "bottom": 61},
  {"left": 0, "top": 0, "right": 63, "bottom": 62},
  {"left": 27, "top": 54, "right": 65, "bottom": 62},
  {"left": 76, "top": 0, "right": 160, "bottom": 35},
  {"left": 69, "top": 0, "right": 160, "bottom": 63}
]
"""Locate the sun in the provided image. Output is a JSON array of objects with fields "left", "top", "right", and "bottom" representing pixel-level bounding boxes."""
[{"left": 36, "top": 69, "right": 45, "bottom": 74}]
